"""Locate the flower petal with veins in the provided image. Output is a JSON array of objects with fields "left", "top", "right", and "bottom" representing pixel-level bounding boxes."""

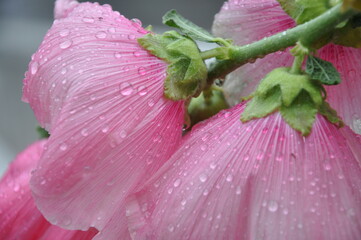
[
  {"left": 212, "top": 0, "right": 361, "bottom": 134},
  {"left": 0, "top": 141, "right": 97, "bottom": 240},
  {"left": 127, "top": 104, "right": 361, "bottom": 240},
  {"left": 24, "top": 1, "right": 184, "bottom": 239}
]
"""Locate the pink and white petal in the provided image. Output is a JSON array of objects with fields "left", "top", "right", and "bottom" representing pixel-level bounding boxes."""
[
  {"left": 127, "top": 104, "right": 361, "bottom": 240},
  {"left": 26, "top": 2, "right": 185, "bottom": 238},
  {"left": 0, "top": 141, "right": 97, "bottom": 240},
  {"left": 54, "top": 0, "right": 79, "bottom": 19},
  {"left": 320, "top": 45, "right": 361, "bottom": 134},
  {"left": 212, "top": 0, "right": 295, "bottom": 104}
]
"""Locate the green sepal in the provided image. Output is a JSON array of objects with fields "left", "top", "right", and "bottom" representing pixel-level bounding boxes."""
[
  {"left": 318, "top": 101, "right": 344, "bottom": 127},
  {"left": 241, "top": 86, "right": 282, "bottom": 122},
  {"left": 332, "top": 15, "right": 361, "bottom": 48},
  {"left": 36, "top": 126, "right": 50, "bottom": 139},
  {"left": 256, "top": 68, "right": 323, "bottom": 106},
  {"left": 138, "top": 31, "right": 207, "bottom": 100},
  {"left": 306, "top": 56, "right": 341, "bottom": 85},
  {"left": 280, "top": 90, "right": 318, "bottom": 136},
  {"left": 162, "top": 9, "right": 232, "bottom": 46},
  {"left": 188, "top": 87, "right": 229, "bottom": 126},
  {"left": 277, "top": 0, "right": 341, "bottom": 24}
]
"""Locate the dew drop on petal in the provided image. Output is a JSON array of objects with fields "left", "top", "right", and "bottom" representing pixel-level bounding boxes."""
[
  {"left": 268, "top": 201, "right": 278, "bottom": 212},
  {"left": 235, "top": 186, "right": 242, "bottom": 195},
  {"left": 119, "top": 82, "right": 134, "bottom": 96},
  {"left": 59, "top": 143, "right": 68, "bottom": 151},
  {"left": 199, "top": 173, "right": 208, "bottom": 183},
  {"left": 31, "top": 62, "right": 39, "bottom": 75},
  {"left": 81, "top": 128, "right": 89, "bottom": 136},
  {"left": 138, "top": 67, "right": 146, "bottom": 75},
  {"left": 226, "top": 174, "right": 233, "bottom": 182},
  {"left": 133, "top": 51, "right": 142, "bottom": 57},
  {"left": 59, "top": 29, "right": 70, "bottom": 37},
  {"left": 60, "top": 40, "right": 72, "bottom": 49},
  {"left": 114, "top": 52, "right": 122, "bottom": 59},
  {"left": 173, "top": 179, "right": 181, "bottom": 187},
  {"left": 119, "top": 130, "right": 127, "bottom": 138},
  {"left": 138, "top": 86, "right": 148, "bottom": 96},
  {"left": 82, "top": 16, "right": 94, "bottom": 23},
  {"left": 96, "top": 31, "right": 107, "bottom": 39}
]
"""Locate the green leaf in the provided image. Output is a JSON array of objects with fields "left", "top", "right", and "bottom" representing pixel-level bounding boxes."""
[
  {"left": 318, "top": 101, "right": 344, "bottom": 127},
  {"left": 138, "top": 31, "right": 207, "bottom": 100},
  {"left": 162, "top": 10, "right": 231, "bottom": 46},
  {"left": 280, "top": 90, "right": 318, "bottom": 136},
  {"left": 241, "top": 86, "right": 282, "bottom": 122},
  {"left": 36, "top": 126, "right": 50, "bottom": 139},
  {"left": 277, "top": 0, "right": 338, "bottom": 24},
  {"left": 306, "top": 56, "right": 341, "bottom": 85}
]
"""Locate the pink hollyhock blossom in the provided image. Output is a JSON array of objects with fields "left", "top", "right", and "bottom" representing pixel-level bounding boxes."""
[
  {"left": 0, "top": 141, "right": 97, "bottom": 240},
  {"left": 23, "top": 0, "right": 184, "bottom": 239},
  {"left": 212, "top": 0, "right": 361, "bottom": 134},
  {"left": 126, "top": 103, "right": 361, "bottom": 240}
]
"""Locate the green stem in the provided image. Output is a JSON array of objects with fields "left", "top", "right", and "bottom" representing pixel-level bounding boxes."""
[
  {"left": 290, "top": 55, "right": 305, "bottom": 74},
  {"left": 207, "top": 3, "right": 356, "bottom": 84},
  {"left": 200, "top": 47, "right": 228, "bottom": 60}
]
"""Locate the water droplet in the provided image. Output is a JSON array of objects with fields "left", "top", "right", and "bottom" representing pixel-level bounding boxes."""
[
  {"left": 96, "top": 31, "right": 107, "bottom": 39},
  {"left": 128, "top": 34, "right": 136, "bottom": 40},
  {"left": 148, "top": 99, "right": 155, "bottom": 107},
  {"left": 226, "top": 174, "right": 233, "bottom": 182},
  {"left": 102, "top": 125, "right": 109, "bottom": 133},
  {"left": 131, "top": 18, "right": 142, "bottom": 26},
  {"left": 168, "top": 224, "right": 174, "bottom": 232},
  {"left": 199, "top": 173, "right": 208, "bottom": 183},
  {"left": 133, "top": 51, "right": 142, "bottom": 57},
  {"left": 200, "top": 144, "right": 208, "bottom": 151},
  {"left": 60, "top": 40, "right": 72, "bottom": 49},
  {"left": 209, "top": 162, "right": 217, "bottom": 170},
  {"left": 40, "top": 179, "right": 47, "bottom": 185},
  {"left": 61, "top": 68, "right": 67, "bottom": 75},
  {"left": 137, "top": 86, "right": 148, "bottom": 96},
  {"left": 114, "top": 52, "right": 122, "bottom": 59},
  {"left": 59, "top": 29, "right": 70, "bottom": 37},
  {"left": 119, "top": 130, "right": 127, "bottom": 138},
  {"left": 181, "top": 199, "right": 187, "bottom": 206},
  {"left": 268, "top": 201, "right": 278, "bottom": 212},
  {"left": 119, "top": 82, "right": 134, "bottom": 96},
  {"left": 235, "top": 186, "right": 242, "bottom": 195},
  {"left": 173, "top": 179, "right": 181, "bottom": 187},
  {"left": 31, "top": 62, "right": 39, "bottom": 75},
  {"left": 323, "top": 162, "right": 332, "bottom": 171},
  {"left": 282, "top": 208, "right": 289, "bottom": 215},
  {"left": 82, "top": 16, "right": 94, "bottom": 23},
  {"left": 13, "top": 183, "right": 20, "bottom": 192},
  {"left": 60, "top": 143, "right": 68, "bottom": 151},
  {"left": 108, "top": 27, "right": 116, "bottom": 33},
  {"left": 81, "top": 128, "right": 89, "bottom": 136},
  {"left": 138, "top": 67, "right": 146, "bottom": 75}
]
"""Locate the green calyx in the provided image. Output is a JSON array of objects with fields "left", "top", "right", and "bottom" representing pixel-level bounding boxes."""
[
  {"left": 188, "top": 86, "right": 229, "bottom": 126},
  {"left": 241, "top": 67, "right": 343, "bottom": 136},
  {"left": 138, "top": 31, "right": 207, "bottom": 100}
]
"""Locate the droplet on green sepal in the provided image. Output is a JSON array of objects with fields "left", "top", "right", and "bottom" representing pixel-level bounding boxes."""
[
  {"left": 240, "top": 67, "right": 339, "bottom": 136},
  {"left": 138, "top": 31, "right": 207, "bottom": 100}
]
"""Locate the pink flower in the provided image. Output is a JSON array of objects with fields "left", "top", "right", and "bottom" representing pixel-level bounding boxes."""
[
  {"left": 0, "top": 141, "right": 97, "bottom": 240},
  {"left": 23, "top": 1, "right": 184, "bottom": 238},
  {"left": 212, "top": 0, "right": 361, "bottom": 134},
  {"left": 126, "top": 103, "right": 361, "bottom": 240}
]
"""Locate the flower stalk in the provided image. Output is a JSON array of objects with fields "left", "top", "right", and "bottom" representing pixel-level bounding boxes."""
[{"left": 207, "top": 3, "right": 357, "bottom": 84}]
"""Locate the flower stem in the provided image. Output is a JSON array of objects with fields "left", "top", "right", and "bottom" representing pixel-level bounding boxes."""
[
  {"left": 207, "top": 3, "right": 356, "bottom": 84},
  {"left": 290, "top": 55, "right": 305, "bottom": 74}
]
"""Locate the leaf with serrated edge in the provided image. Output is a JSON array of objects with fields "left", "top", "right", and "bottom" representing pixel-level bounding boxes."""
[
  {"left": 256, "top": 68, "right": 323, "bottom": 107},
  {"left": 280, "top": 90, "right": 318, "bottom": 136},
  {"left": 306, "top": 56, "right": 341, "bottom": 85},
  {"left": 318, "top": 101, "right": 344, "bottom": 127},
  {"left": 241, "top": 86, "right": 282, "bottom": 122},
  {"left": 163, "top": 9, "right": 230, "bottom": 45}
]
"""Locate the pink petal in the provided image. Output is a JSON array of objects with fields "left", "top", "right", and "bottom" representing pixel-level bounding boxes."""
[
  {"left": 212, "top": 0, "right": 361, "bottom": 134},
  {"left": 26, "top": 2, "right": 185, "bottom": 238},
  {"left": 0, "top": 141, "right": 97, "bottom": 240},
  {"left": 54, "top": 0, "right": 79, "bottom": 19},
  {"left": 126, "top": 104, "right": 361, "bottom": 240}
]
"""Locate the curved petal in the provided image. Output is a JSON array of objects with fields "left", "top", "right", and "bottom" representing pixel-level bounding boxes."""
[
  {"left": 212, "top": 0, "right": 361, "bottom": 134},
  {"left": 54, "top": 0, "right": 79, "bottom": 19},
  {"left": 320, "top": 45, "right": 361, "bottom": 134},
  {"left": 126, "top": 104, "right": 361, "bottom": 240},
  {"left": 0, "top": 141, "right": 97, "bottom": 240},
  {"left": 26, "top": 2, "right": 185, "bottom": 238}
]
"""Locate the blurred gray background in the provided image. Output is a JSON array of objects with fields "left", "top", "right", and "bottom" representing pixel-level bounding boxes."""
[{"left": 0, "top": 0, "right": 225, "bottom": 175}]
